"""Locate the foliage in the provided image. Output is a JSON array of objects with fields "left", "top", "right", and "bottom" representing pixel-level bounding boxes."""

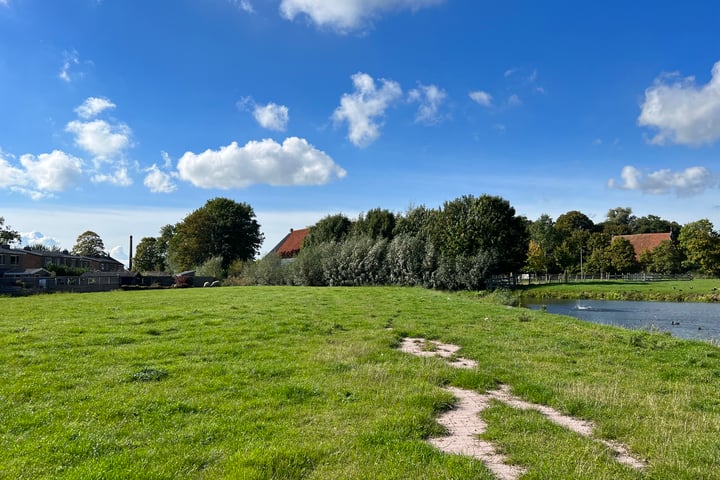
[
  {"left": 27, "top": 243, "right": 62, "bottom": 252},
  {"left": 555, "top": 210, "right": 594, "bottom": 235},
  {"left": 352, "top": 208, "right": 396, "bottom": 240},
  {"left": 303, "top": 213, "right": 352, "bottom": 247},
  {"left": 434, "top": 194, "right": 528, "bottom": 274},
  {"left": 639, "top": 240, "right": 684, "bottom": 274},
  {"left": 132, "top": 237, "right": 166, "bottom": 272},
  {"left": 600, "top": 206, "right": 634, "bottom": 235},
  {"left": 195, "top": 255, "right": 225, "bottom": 279},
  {"left": 168, "top": 198, "right": 263, "bottom": 272},
  {"left": 606, "top": 237, "right": 639, "bottom": 273},
  {"left": 632, "top": 214, "right": 680, "bottom": 236},
  {"left": 235, "top": 253, "right": 287, "bottom": 286},
  {"left": 524, "top": 240, "right": 548, "bottom": 274},
  {"left": 387, "top": 234, "right": 427, "bottom": 286},
  {"left": 45, "top": 263, "right": 87, "bottom": 276},
  {"left": 678, "top": 219, "right": 720, "bottom": 275},
  {"left": 71, "top": 230, "right": 106, "bottom": 257},
  {"left": 393, "top": 204, "right": 436, "bottom": 239},
  {"left": 0, "top": 216, "right": 21, "bottom": 246}
]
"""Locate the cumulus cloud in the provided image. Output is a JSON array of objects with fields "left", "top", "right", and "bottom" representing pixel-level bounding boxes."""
[
  {"left": 238, "top": 97, "right": 290, "bottom": 131},
  {"left": 66, "top": 119, "right": 131, "bottom": 162},
  {"left": 144, "top": 164, "right": 177, "bottom": 193},
  {"left": 332, "top": 72, "right": 403, "bottom": 147},
  {"left": 20, "top": 231, "right": 61, "bottom": 249},
  {"left": 638, "top": 60, "right": 720, "bottom": 146},
  {"left": 0, "top": 150, "right": 83, "bottom": 199},
  {"left": 253, "top": 103, "right": 289, "bottom": 131},
  {"left": 608, "top": 165, "right": 718, "bottom": 197},
  {"left": 469, "top": 90, "right": 493, "bottom": 107},
  {"left": 75, "top": 97, "right": 116, "bottom": 119},
  {"left": 280, "top": 0, "right": 445, "bottom": 33},
  {"left": 408, "top": 84, "right": 447, "bottom": 125},
  {"left": 177, "top": 137, "right": 346, "bottom": 189},
  {"left": 91, "top": 167, "right": 133, "bottom": 187}
]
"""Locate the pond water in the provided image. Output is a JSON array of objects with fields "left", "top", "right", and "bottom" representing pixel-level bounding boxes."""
[{"left": 522, "top": 299, "right": 720, "bottom": 343}]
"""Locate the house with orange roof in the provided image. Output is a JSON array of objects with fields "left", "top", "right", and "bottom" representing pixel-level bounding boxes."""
[
  {"left": 268, "top": 228, "right": 310, "bottom": 261},
  {"left": 612, "top": 232, "right": 673, "bottom": 260}
]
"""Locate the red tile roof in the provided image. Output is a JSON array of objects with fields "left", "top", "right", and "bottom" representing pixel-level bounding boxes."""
[
  {"left": 270, "top": 228, "right": 309, "bottom": 258},
  {"left": 612, "top": 232, "right": 672, "bottom": 260}
]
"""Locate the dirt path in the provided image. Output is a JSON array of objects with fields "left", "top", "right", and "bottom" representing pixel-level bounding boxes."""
[{"left": 398, "top": 337, "right": 646, "bottom": 478}]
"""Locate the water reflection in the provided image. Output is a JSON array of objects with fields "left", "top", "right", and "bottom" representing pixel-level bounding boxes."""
[{"left": 523, "top": 299, "right": 720, "bottom": 342}]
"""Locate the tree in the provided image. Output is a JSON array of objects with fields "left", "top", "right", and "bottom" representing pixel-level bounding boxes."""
[
  {"left": 678, "top": 219, "right": 720, "bottom": 275},
  {"left": 601, "top": 207, "right": 634, "bottom": 235},
  {"left": 168, "top": 198, "right": 264, "bottom": 272},
  {"left": 353, "top": 208, "right": 396, "bottom": 240},
  {"left": 555, "top": 210, "right": 595, "bottom": 236},
  {"left": 303, "top": 213, "right": 352, "bottom": 247},
  {"left": 606, "top": 237, "right": 638, "bottom": 273},
  {"left": 434, "top": 194, "right": 528, "bottom": 273},
  {"left": 0, "top": 217, "right": 21, "bottom": 246},
  {"left": 640, "top": 240, "right": 683, "bottom": 274},
  {"left": 524, "top": 240, "right": 548, "bottom": 274},
  {"left": 72, "top": 231, "right": 106, "bottom": 257},
  {"left": 632, "top": 214, "right": 679, "bottom": 235},
  {"left": 133, "top": 237, "right": 165, "bottom": 272}
]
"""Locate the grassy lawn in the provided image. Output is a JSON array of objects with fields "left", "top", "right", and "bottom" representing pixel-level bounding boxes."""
[
  {"left": 2, "top": 286, "right": 720, "bottom": 479},
  {"left": 517, "top": 278, "right": 720, "bottom": 302}
]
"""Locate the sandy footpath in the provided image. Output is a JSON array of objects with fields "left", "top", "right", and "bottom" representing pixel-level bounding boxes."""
[{"left": 399, "top": 337, "right": 646, "bottom": 479}]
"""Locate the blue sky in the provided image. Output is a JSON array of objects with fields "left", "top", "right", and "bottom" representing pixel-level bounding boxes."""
[{"left": 2, "top": 0, "right": 720, "bottom": 265}]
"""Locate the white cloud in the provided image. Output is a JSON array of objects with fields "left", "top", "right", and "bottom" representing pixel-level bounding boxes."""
[
  {"left": 144, "top": 164, "right": 177, "bottom": 193},
  {"left": 231, "top": 0, "right": 254, "bottom": 13},
  {"left": 332, "top": 72, "right": 403, "bottom": 147},
  {"left": 19, "top": 151, "right": 84, "bottom": 192},
  {"left": 66, "top": 119, "right": 131, "bottom": 161},
  {"left": 238, "top": 97, "right": 290, "bottom": 131},
  {"left": 469, "top": 90, "right": 493, "bottom": 107},
  {"left": 608, "top": 165, "right": 718, "bottom": 197},
  {"left": 253, "top": 102, "right": 289, "bottom": 131},
  {"left": 75, "top": 97, "right": 116, "bottom": 119},
  {"left": 638, "top": 60, "right": 720, "bottom": 146},
  {"left": 0, "top": 150, "right": 83, "bottom": 199},
  {"left": 161, "top": 150, "right": 173, "bottom": 169},
  {"left": 59, "top": 50, "right": 80, "bottom": 83},
  {"left": 177, "top": 137, "right": 346, "bottom": 189},
  {"left": 91, "top": 167, "right": 133, "bottom": 186},
  {"left": 507, "top": 94, "right": 522, "bottom": 107},
  {"left": 20, "top": 231, "right": 61, "bottom": 249},
  {"left": 280, "top": 0, "right": 444, "bottom": 33},
  {"left": 408, "top": 84, "right": 447, "bottom": 125}
]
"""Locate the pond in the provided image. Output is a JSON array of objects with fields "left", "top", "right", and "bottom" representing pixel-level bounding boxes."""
[{"left": 522, "top": 299, "right": 720, "bottom": 343}]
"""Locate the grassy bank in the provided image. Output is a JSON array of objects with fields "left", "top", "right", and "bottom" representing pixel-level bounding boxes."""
[
  {"left": 2, "top": 287, "right": 720, "bottom": 479},
  {"left": 517, "top": 278, "right": 720, "bottom": 302}
]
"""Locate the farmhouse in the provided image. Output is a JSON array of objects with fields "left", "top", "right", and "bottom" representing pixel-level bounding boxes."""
[
  {"left": 269, "top": 228, "right": 309, "bottom": 261},
  {"left": 612, "top": 232, "right": 673, "bottom": 260}
]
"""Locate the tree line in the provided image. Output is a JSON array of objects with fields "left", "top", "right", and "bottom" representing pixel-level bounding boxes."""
[{"left": 5, "top": 195, "right": 720, "bottom": 288}]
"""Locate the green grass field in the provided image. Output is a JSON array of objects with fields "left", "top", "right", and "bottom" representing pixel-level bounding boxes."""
[{"left": 2, "top": 286, "right": 720, "bottom": 479}]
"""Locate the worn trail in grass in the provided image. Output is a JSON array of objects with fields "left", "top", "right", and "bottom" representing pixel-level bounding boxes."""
[{"left": 2, "top": 286, "right": 720, "bottom": 479}]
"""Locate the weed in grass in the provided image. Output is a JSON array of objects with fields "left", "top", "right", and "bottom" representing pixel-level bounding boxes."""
[{"left": 130, "top": 367, "right": 169, "bottom": 382}]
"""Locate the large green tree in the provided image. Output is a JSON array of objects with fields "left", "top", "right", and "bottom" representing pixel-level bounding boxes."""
[
  {"left": 0, "top": 217, "right": 21, "bottom": 246},
  {"left": 639, "top": 240, "right": 684, "bottom": 274},
  {"left": 353, "top": 208, "right": 396, "bottom": 240},
  {"left": 601, "top": 207, "right": 634, "bottom": 235},
  {"left": 72, "top": 231, "right": 106, "bottom": 257},
  {"left": 133, "top": 237, "right": 165, "bottom": 272},
  {"left": 435, "top": 194, "right": 528, "bottom": 273},
  {"left": 168, "top": 198, "right": 263, "bottom": 272},
  {"left": 678, "top": 219, "right": 720, "bottom": 275},
  {"left": 606, "top": 237, "right": 638, "bottom": 273},
  {"left": 303, "top": 214, "right": 352, "bottom": 247}
]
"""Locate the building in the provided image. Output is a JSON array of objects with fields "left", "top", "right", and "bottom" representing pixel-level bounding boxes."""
[
  {"left": 268, "top": 228, "right": 310, "bottom": 261},
  {"left": 0, "top": 244, "right": 125, "bottom": 277},
  {"left": 612, "top": 232, "right": 673, "bottom": 260}
]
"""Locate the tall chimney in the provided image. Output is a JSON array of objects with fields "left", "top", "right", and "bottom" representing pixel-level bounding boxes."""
[{"left": 129, "top": 235, "right": 133, "bottom": 271}]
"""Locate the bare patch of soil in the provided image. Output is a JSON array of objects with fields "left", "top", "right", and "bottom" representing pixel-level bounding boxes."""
[{"left": 399, "top": 337, "right": 646, "bottom": 477}]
